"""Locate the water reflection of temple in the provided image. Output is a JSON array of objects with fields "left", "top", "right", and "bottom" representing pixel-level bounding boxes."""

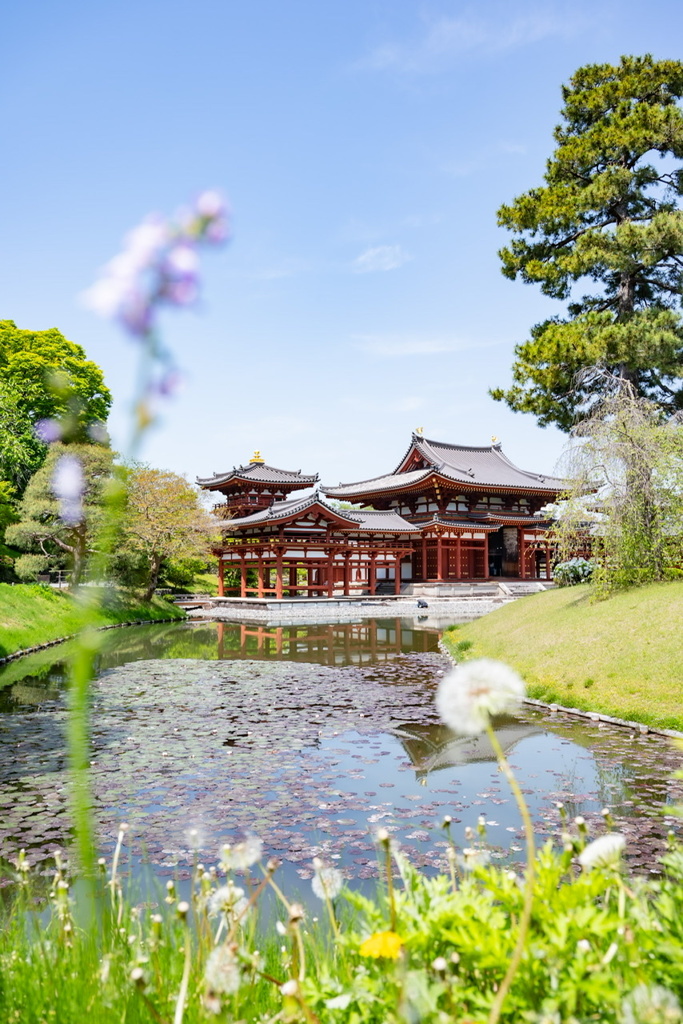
[
  {"left": 394, "top": 719, "right": 543, "bottom": 778},
  {"left": 215, "top": 618, "right": 438, "bottom": 665}
]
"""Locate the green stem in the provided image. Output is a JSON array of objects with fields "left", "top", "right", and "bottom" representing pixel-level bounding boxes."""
[
  {"left": 67, "top": 633, "right": 97, "bottom": 887},
  {"left": 485, "top": 720, "right": 536, "bottom": 1024},
  {"left": 173, "top": 926, "right": 192, "bottom": 1024}
]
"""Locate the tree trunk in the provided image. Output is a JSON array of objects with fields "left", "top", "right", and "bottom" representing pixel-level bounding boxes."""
[
  {"left": 70, "top": 527, "right": 88, "bottom": 587},
  {"left": 143, "top": 552, "right": 163, "bottom": 603}
]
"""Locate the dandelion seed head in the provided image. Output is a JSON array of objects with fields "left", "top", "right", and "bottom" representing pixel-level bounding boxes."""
[
  {"left": 204, "top": 944, "right": 241, "bottom": 995},
  {"left": 578, "top": 833, "right": 626, "bottom": 870},
  {"left": 311, "top": 864, "right": 344, "bottom": 901},
  {"left": 436, "top": 659, "right": 525, "bottom": 735},
  {"left": 455, "top": 848, "right": 491, "bottom": 872},
  {"left": 622, "top": 984, "right": 683, "bottom": 1024},
  {"left": 207, "top": 884, "right": 249, "bottom": 924},
  {"left": 220, "top": 833, "right": 263, "bottom": 872}
]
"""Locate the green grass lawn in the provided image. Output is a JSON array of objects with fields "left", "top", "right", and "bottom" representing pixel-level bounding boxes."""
[
  {"left": 443, "top": 581, "right": 683, "bottom": 731},
  {"left": 0, "top": 583, "right": 185, "bottom": 658}
]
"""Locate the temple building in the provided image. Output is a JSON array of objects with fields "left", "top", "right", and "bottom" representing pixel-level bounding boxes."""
[{"left": 199, "top": 433, "right": 564, "bottom": 598}]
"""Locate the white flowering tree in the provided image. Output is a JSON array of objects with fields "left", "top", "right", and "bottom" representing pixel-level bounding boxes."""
[{"left": 552, "top": 383, "right": 683, "bottom": 591}]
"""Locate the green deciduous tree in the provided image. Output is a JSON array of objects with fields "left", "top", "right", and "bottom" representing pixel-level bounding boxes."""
[
  {"left": 115, "top": 467, "right": 214, "bottom": 600},
  {"left": 0, "top": 321, "right": 112, "bottom": 491},
  {"left": 493, "top": 55, "right": 683, "bottom": 430},
  {"left": 6, "top": 443, "right": 114, "bottom": 585}
]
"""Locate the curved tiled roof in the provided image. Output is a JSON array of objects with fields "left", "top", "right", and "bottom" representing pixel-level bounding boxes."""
[
  {"left": 197, "top": 463, "right": 318, "bottom": 490},
  {"left": 222, "top": 494, "right": 417, "bottom": 534},
  {"left": 324, "top": 433, "right": 563, "bottom": 497}
]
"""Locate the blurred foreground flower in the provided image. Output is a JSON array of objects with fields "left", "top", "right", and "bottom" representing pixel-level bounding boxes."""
[
  {"left": 51, "top": 454, "right": 85, "bottom": 525},
  {"left": 578, "top": 833, "right": 626, "bottom": 871},
  {"left": 456, "top": 847, "right": 491, "bottom": 872},
  {"left": 311, "top": 859, "right": 344, "bottom": 900},
  {"left": 82, "top": 191, "right": 229, "bottom": 338},
  {"left": 621, "top": 984, "right": 683, "bottom": 1024},
  {"left": 436, "top": 658, "right": 526, "bottom": 735},
  {"left": 220, "top": 834, "right": 263, "bottom": 872},
  {"left": 204, "top": 942, "right": 241, "bottom": 995},
  {"left": 207, "top": 883, "right": 250, "bottom": 925},
  {"left": 359, "top": 930, "right": 403, "bottom": 959}
]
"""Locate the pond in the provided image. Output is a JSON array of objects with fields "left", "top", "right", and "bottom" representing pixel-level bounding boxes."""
[{"left": 0, "top": 617, "right": 680, "bottom": 890}]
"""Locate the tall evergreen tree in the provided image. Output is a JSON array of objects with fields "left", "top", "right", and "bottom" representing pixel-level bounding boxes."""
[{"left": 493, "top": 55, "right": 683, "bottom": 430}]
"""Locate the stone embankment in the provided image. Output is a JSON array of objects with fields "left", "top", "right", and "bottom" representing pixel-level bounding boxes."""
[{"left": 179, "top": 581, "right": 550, "bottom": 626}]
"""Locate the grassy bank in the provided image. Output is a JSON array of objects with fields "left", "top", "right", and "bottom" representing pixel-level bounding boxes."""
[
  {"left": 0, "top": 583, "right": 185, "bottom": 658},
  {"left": 443, "top": 581, "right": 683, "bottom": 731}
]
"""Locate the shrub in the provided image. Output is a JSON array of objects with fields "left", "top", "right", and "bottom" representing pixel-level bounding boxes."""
[{"left": 553, "top": 557, "right": 595, "bottom": 587}]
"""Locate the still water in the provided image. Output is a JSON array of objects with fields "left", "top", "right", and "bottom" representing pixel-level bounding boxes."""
[{"left": 0, "top": 618, "right": 680, "bottom": 885}]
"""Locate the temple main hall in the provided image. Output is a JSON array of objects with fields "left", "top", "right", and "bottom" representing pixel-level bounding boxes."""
[{"left": 198, "top": 432, "right": 563, "bottom": 598}]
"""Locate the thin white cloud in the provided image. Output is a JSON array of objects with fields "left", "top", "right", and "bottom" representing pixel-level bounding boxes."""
[
  {"left": 352, "top": 244, "right": 411, "bottom": 273},
  {"left": 356, "top": 7, "right": 592, "bottom": 74},
  {"left": 354, "top": 334, "right": 482, "bottom": 357}
]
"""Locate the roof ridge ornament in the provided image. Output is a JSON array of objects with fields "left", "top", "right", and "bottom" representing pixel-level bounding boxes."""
[{"left": 249, "top": 450, "right": 265, "bottom": 464}]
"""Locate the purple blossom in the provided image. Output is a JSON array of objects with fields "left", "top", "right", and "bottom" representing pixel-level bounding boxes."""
[
  {"left": 35, "top": 418, "right": 64, "bottom": 443},
  {"left": 81, "top": 191, "right": 229, "bottom": 338},
  {"left": 52, "top": 455, "right": 85, "bottom": 525}
]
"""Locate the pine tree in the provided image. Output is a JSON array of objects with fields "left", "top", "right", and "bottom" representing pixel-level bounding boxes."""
[{"left": 493, "top": 55, "right": 683, "bottom": 429}]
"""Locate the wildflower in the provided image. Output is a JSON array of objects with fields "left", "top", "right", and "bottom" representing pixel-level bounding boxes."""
[
  {"left": 204, "top": 943, "right": 241, "bottom": 995},
  {"left": 622, "top": 984, "right": 683, "bottom": 1024},
  {"left": 436, "top": 659, "right": 525, "bottom": 735},
  {"left": 82, "top": 192, "right": 229, "bottom": 338},
  {"left": 220, "top": 833, "right": 263, "bottom": 872},
  {"left": 359, "top": 930, "right": 403, "bottom": 959},
  {"left": 455, "top": 848, "right": 491, "bottom": 872},
  {"left": 207, "top": 884, "right": 249, "bottom": 925},
  {"left": 311, "top": 859, "right": 344, "bottom": 901},
  {"left": 576, "top": 939, "right": 591, "bottom": 954},
  {"left": 51, "top": 454, "right": 84, "bottom": 525},
  {"left": 578, "top": 833, "right": 626, "bottom": 871}
]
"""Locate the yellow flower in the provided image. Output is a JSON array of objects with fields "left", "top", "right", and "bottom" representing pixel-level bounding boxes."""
[{"left": 359, "top": 930, "right": 403, "bottom": 959}]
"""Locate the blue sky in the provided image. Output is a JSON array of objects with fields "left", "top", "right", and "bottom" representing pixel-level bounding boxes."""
[{"left": 1, "top": 0, "right": 679, "bottom": 487}]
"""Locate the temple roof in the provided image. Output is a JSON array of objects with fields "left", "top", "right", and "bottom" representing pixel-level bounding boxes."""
[
  {"left": 197, "top": 462, "right": 318, "bottom": 491},
  {"left": 324, "top": 433, "right": 564, "bottom": 497},
  {"left": 222, "top": 494, "right": 417, "bottom": 533}
]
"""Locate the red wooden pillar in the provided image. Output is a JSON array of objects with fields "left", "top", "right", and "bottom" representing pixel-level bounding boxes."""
[
  {"left": 240, "top": 556, "right": 247, "bottom": 598},
  {"left": 289, "top": 565, "right": 298, "bottom": 596},
  {"left": 217, "top": 621, "right": 224, "bottom": 659},
  {"left": 257, "top": 556, "right": 264, "bottom": 597},
  {"left": 421, "top": 533, "right": 428, "bottom": 580},
  {"left": 545, "top": 544, "right": 551, "bottom": 580},
  {"left": 394, "top": 555, "right": 402, "bottom": 594},
  {"left": 275, "top": 548, "right": 283, "bottom": 599},
  {"left": 327, "top": 551, "right": 335, "bottom": 597},
  {"left": 436, "top": 534, "right": 443, "bottom": 581},
  {"left": 456, "top": 534, "right": 462, "bottom": 579},
  {"left": 484, "top": 531, "right": 490, "bottom": 579},
  {"left": 343, "top": 552, "right": 351, "bottom": 596},
  {"left": 519, "top": 530, "right": 526, "bottom": 579},
  {"left": 217, "top": 557, "right": 225, "bottom": 597},
  {"left": 369, "top": 553, "right": 377, "bottom": 595}
]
